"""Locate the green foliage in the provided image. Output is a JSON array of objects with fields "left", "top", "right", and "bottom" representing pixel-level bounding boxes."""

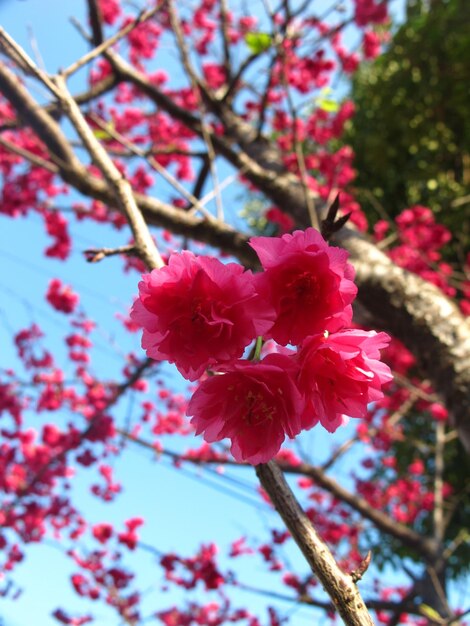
[
  {"left": 347, "top": 0, "right": 470, "bottom": 247},
  {"left": 316, "top": 88, "right": 340, "bottom": 113},
  {"left": 238, "top": 197, "right": 273, "bottom": 234},
  {"left": 244, "top": 32, "right": 272, "bottom": 54}
]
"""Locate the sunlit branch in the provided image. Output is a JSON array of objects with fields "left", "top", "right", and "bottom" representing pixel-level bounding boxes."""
[
  {"left": 256, "top": 461, "right": 375, "bottom": 626},
  {"left": 434, "top": 421, "right": 446, "bottom": 543},
  {"left": 84, "top": 244, "right": 137, "bottom": 263},
  {"left": 0, "top": 27, "right": 60, "bottom": 97},
  {"left": 53, "top": 73, "right": 164, "bottom": 270}
]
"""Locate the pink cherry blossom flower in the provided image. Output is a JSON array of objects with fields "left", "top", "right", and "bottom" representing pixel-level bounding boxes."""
[
  {"left": 297, "top": 329, "right": 392, "bottom": 432},
  {"left": 130, "top": 251, "right": 275, "bottom": 381},
  {"left": 187, "top": 354, "right": 304, "bottom": 464},
  {"left": 250, "top": 228, "right": 357, "bottom": 345}
]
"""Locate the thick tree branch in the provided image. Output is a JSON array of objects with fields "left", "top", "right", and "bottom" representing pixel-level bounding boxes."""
[{"left": 337, "top": 231, "right": 470, "bottom": 451}]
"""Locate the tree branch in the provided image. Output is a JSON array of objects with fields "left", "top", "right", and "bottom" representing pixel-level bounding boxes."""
[
  {"left": 52, "top": 73, "right": 164, "bottom": 270},
  {"left": 277, "top": 460, "right": 439, "bottom": 561},
  {"left": 256, "top": 462, "right": 375, "bottom": 626}
]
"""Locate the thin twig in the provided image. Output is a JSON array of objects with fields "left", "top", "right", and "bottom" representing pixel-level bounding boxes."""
[
  {"left": 0, "top": 135, "right": 59, "bottom": 174},
  {"left": 7, "top": 358, "right": 154, "bottom": 508},
  {"left": 27, "top": 24, "right": 46, "bottom": 71},
  {"left": 219, "top": 0, "right": 233, "bottom": 82},
  {"left": 261, "top": 1, "right": 320, "bottom": 229},
  {"left": 191, "top": 168, "right": 248, "bottom": 215},
  {"left": 167, "top": 0, "right": 225, "bottom": 221},
  {"left": 86, "top": 0, "right": 104, "bottom": 46},
  {"left": 433, "top": 420, "right": 446, "bottom": 543},
  {"left": 88, "top": 113, "right": 215, "bottom": 221},
  {"left": 116, "top": 428, "right": 440, "bottom": 562},
  {"left": 223, "top": 51, "right": 261, "bottom": 103},
  {"left": 84, "top": 244, "right": 137, "bottom": 263},
  {"left": 61, "top": 5, "right": 161, "bottom": 78}
]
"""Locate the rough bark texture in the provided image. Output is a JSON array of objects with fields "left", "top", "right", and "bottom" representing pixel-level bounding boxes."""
[
  {"left": 337, "top": 231, "right": 470, "bottom": 451},
  {"left": 256, "top": 462, "right": 376, "bottom": 626}
]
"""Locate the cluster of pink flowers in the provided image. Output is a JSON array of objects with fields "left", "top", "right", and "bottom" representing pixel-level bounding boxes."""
[
  {"left": 46, "top": 279, "right": 79, "bottom": 314},
  {"left": 131, "top": 228, "right": 392, "bottom": 464}
]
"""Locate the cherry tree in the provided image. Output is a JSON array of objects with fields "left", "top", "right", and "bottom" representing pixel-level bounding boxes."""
[{"left": 0, "top": 1, "right": 469, "bottom": 625}]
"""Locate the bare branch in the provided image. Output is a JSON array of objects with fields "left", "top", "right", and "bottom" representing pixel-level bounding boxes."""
[
  {"left": 0, "top": 27, "right": 60, "bottom": 97},
  {"left": 278, "top": 459, "right": 439, "bottom": 561},
  {"left": 52, "top": 73, "right": 164, "bottom": 270},
  {"left": 0, "top": 134, "right": 59, "bottom": 174},
  {"left": 167, "top": 0, "right": 225, "bottom": 220},
  {"left": 256, "top": 462, "right": 375, "bottom": 626},
  {"left": 0, "top": 74, "right": 119, "bottom": 132},
  {"left": 0, "top": 60, "right": 85, "bottom": 168},
  {"left": 84, "top": 244, "right": 137, "bottom": 263},
  {"left": 434, "top": 421, "right": 446, "bottom": 543},
  {"left": 86, "top": 0, "right": 104, "bottom": 46},
  {"left": 88, "top": 112, "right": 215, "bottom": 220},
  {"left": 235, "top": 581, "right": 435, "bottom": 620},
  {"left": 219, "top": 0, "right": 233, "bottom": 82}
]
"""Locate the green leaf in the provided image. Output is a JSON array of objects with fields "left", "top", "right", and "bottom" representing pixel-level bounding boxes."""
[
  {"left": 245, "top": 32, "right": 272, "bottom": 54},
  {"left": 92, "top": 121, "right": 115, "bottom": 141},
  {"left": 419, "top": 604, "right": 442, "bottom": 622},
  {"left": 316, "top": 98, "right": 340, "bottom": 113}
]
